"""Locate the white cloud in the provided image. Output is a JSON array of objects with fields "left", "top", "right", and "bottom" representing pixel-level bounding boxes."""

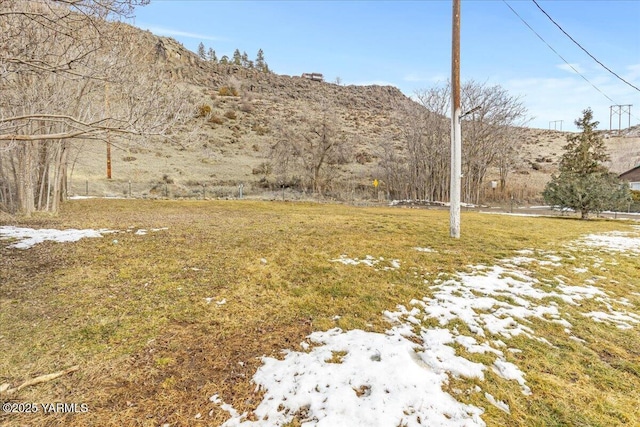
[
  {"left": 136, "top": 23, "right": 224, "bottom": 42},
  {"left": 346, "top": 79, "right": 398, "bottom": 87},
  {"left": 403, "top": 73, "right": 447, "bottom": 83},
  {"left": 503, "top": 72, "right": 640, "bottom": 130},
  {"left": 556, "top": 63, "right": 585, "bottom": 74},
  {"left": 624, "top": 63, "right": 640, "bottom": 82}
]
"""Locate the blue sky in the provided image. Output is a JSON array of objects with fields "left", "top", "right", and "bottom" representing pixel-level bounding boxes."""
[{"left": 133, "top": 1, "right": 639, "bottom": 131}]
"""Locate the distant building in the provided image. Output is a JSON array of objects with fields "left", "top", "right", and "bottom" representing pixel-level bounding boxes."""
[
  {"left": 619, "top": 165, "right": 640, "bottom": 191},
  {"left": 301, "top": 72, "right": 324, "bottom": 82}
]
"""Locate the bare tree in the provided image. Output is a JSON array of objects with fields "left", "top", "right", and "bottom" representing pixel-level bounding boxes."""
[
  {"left": 0, "top": 0, "right": 191, "bottom": 214},
  {"left": 413, "top": 86, "right": 451, "bottom": 201},
  {"left": 375, "top": 135, "right": 408, "bottom": 200},
  {"left": 460, "top": 80, "right": 528, "bottom": 203},
  {"left": 377, "top": 87, "right": 451, "bottom": 202},
  {"left": 271, "top": 106, "right": 350, "bottom": 195},
  {"left": 381, "top": 81, "right": 527, "bottom": 204}
]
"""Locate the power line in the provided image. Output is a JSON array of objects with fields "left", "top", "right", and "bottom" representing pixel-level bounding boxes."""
[
  {"left": 502, "top": 0, "right": 617, "bottom": 105},
  {"left": 532, "top": 0, "right": 640, "bottom": 93}
]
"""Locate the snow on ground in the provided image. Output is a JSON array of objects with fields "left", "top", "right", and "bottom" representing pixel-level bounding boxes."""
[
  {"left": 414, "top": 247, "right": 437, "bottom": 253},
  {"left": 576, "top": 228, "right": 640, "bottom": 254},
  {"left": 0, "top": 226, "right": 168, "bottom": 249},
  {"left": 0, "top": 226, "right": 112, "bottom": 249},
  {"left": 215, "top": 227, "right": 640, "bottom": 426},
  {"left": 330, "top": 255, "right": 401, "bottom": 271}
]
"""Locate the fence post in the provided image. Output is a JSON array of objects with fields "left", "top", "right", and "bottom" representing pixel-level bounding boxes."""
[
  {"left": 128, "top": 180, "right": 132, "bottom": 197},
  {"left": 85, "top": 180, "right": 88, "bottom": 196}
]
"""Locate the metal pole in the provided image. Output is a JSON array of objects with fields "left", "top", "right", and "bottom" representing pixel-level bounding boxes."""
[
  {"left": 610, "top": 105, "right": 613, "bottom": 133},
  {"left": 619, "top": 105, "right": 622, "bottom": 133},
  {"left": 450, "top": 0, "right": 462, "bottom": 239}
]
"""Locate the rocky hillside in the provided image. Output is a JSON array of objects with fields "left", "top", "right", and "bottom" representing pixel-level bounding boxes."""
[{"left": 69, "top": 26, "right": 640, "bottom": 202}]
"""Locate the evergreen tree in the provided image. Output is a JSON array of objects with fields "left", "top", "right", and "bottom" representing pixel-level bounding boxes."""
[
  {"left": 232, "top": 49, "right": 242, "bottom": 66},
  {"left": 241, "top": 51, "right": 249, "bottom": 67},
  {"left": 207, "top": 47, "right": 217, "bottom": 63},
  {"left": 219, "top": 55, "right": 229, "bottom": 65},
  {"left": 543, "top": 108, "right": 630, "bottom": 219},
  {"left": 255, "top": 49, "right": 268, "bottom": 72},
  {"left": 197, "top": 42, "right": 206, "bottom": 60}
]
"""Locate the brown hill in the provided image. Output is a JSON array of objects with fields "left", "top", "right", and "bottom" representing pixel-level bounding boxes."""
[{"left": 69, "top": 29, "right": 640, "bottom": 203}]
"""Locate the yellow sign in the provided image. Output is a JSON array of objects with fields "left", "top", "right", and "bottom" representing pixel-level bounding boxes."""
[{"left": 373, "top": 179, "right": 379, "bottom": 188}]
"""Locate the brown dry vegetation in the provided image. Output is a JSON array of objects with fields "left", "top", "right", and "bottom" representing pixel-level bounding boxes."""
[
  {"left": 63, "top": 29, "right": 640, "bottom": 205},
  {"left": 1, "top": 199, "right": 639, "bottom": 426}
]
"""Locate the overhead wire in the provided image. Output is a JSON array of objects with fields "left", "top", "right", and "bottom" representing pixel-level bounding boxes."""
[
  {"left": 531, "top": 0, "right": 640, "bottom": 93},
  {"left": 502, "top": 0, "right": 617, "bottom": 105}
]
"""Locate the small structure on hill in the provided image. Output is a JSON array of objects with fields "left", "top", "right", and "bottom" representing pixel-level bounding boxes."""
[
  {"left": 619, "top": 165, "right": 640, "bottom": 191},
  {"left": 301, "top": 72, "right": 324, "bottom": 82}
]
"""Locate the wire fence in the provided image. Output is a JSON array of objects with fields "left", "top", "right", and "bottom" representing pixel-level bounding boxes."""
[
  {"left": 68, "top": 178, "right": 640, "bottom": 218},
  {"left": 69, "top": 179, "right": 254, "bottom": 200}
]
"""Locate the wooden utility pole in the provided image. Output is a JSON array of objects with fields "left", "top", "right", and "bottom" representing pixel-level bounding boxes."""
[{"left": 450, "top": 0, "right": 461, "bottom": 238}]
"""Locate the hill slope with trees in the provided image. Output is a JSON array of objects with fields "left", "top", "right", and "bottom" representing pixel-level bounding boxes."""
[{"left": 2, "top": 1, "right": 638, "bottom": 214}]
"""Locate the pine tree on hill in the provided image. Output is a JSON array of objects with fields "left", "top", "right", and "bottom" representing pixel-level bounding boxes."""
[
  {"left": 197, "top": 42, "right": 206, "bottom": 60},
  {"left": 232, "top": 49, "right": 242, "bottom": 66},
  {"left": 255, "top": 49, "right": 269, "bottom": 73},
  {"left": 241, "top": 51, "right": 253, "bottom": 68},
  {"left": 207, "top": 47, "right": 217, "bottom": 63}
]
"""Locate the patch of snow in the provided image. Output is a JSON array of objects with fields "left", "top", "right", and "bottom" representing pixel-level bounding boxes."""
[
  {"left": 330, "top": 254, "right": 401, "bottom": 271},
  {"left": 576, "top": 231, "right": 640, "bottom": 253},
  {"left": 67, "top": 195, "right": 96, "bottom": 200},
  {"left": 484, "top": 392, "right": 510, "bottom": 414},
  {"left": 414, "top": 247, "right": 437, "bottom": 253},
  {"left": 219, "top": 328, "right": 486, "bottom": 427},
  {"left": 582, "top": 310, "right": 640, "bottom": 329},
  {"left": 0, "top": 225, "right": 167, "bottom": 249},
  {"left": 479, "top": 211, "right": 543, "bottom": 217},
  {"left": 0, "top": 226, "right": 111, "bottom": 249},
  {"left": 215, "top": 226, "right": 640, "bottom": 425},
  {"left": 492, "top": 360, "right": 531, "bottom": 395}
]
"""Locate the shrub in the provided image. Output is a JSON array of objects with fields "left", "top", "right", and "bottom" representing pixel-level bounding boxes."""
[
  {"left": 252, "top": 162, "right": 272, "bottom": 176},
  {"left": 196, "top": 104, "right": 212, "bottom": 117},
  {"left": 209, "top": 115, "right": 224, "bottom": 125},
  {"left": 251, "top": 123, "right": 269, "bottom": 135},
  {"left": 219, "top": 86, "right": 238, "bottom": 97},
  {"left": 239, "top": 101, "right": 254, "bottom": 113},
  {"left": 224, "top": 110, "right": 237, "bottom": 120}
]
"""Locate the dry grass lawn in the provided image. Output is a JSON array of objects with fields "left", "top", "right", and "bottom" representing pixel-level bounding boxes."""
[{"left": 0, "top": 199, "right": 638, "bottom": 426}]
